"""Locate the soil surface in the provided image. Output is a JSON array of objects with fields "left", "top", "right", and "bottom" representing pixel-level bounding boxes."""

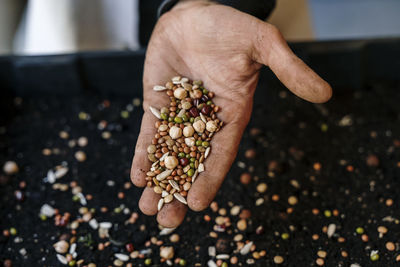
[{"left": 1, "top": 79, "right": 400, "bottom": 266}]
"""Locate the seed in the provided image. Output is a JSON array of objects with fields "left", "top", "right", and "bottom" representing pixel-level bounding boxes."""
[
  {"left": 198, "top": 163, "right": 205, "bottom": 173},
  {"left": 274, "top": 256, "right": 284, "bottom": 264},
  {"left": 370, "top": 251, "right": 379, "bottom": 261},
  {"left": 317, "top": 251, "right": 327, "bottom": 258},
  {"left": 77, "top": 137, "right": 88, "bottom": 147},
  {"left": 164, "top": 156, "right": 178, "bottom": 169},
  {"left": 182, "top": 101, "right": 192, "bottom": 110},
  {"left": 169, "top": 126, "right": 182, "bottom": 139},
  {"left": 154, "top": 186, "right": 163, "bottom": 194},
  {"left": 281, "top": 233, "right": 289, "bottom": 240},
  {"left": 75, "top": 151, "right": 86, "bottom": 162},
  {"left": 356, "top": 227, "right": 364, "bottom": 234},
  {"left": 170, "top": 234, "right": 180, "bottom": 243},
  {"left": 288, "top": 196, "right": 298, "bottom": 205},
  {"left": 174, "top": 117, "right": 183, "bottom": 123},
  {"left": 366, "top": 154, "right": 379, "bottom": 167},
  {"left": 157, "top": 198, "right": 164, "bottom": 211},
  {"left": 3, "top": 161, "right": 19, "bottom": 175},
  {"left": 183, "top": 182, "right": 191, "bottom": 191},
  {"left": 205, "top": 147, "right": 211, "bottom": 158},
  {"left": 53, "top": 240, "right": 69, "bottom": 254},
  {"left": 193, "top": 120, "right": 206, "bottom": 133},
  {"left": 160, "top": 246, "right": 174, "bottom": 259},
  {"left": 149, "top": 106, "right": 161, "bottom": 119},
  {"left": 256, "top": 183, "right": 267, "bottom": 193},
  {"left": 206, "top": 120, "right": 218, "bottom": 132},
  {"left": 240, "top": 173, "right": 251, "bottom": 185},
  {"left": 244, "top": 149, "right": 256, "bottom": 159},
  {"left": 169, "top": 180, "right": 180, "bottom": 191},
  {"left": 202, "top": 141, "right": 209, "bottom": 147},
  {"left": 156, "top": 170, "right": 173, "bottom": 181},
  {"left": 144, "top": 259, "right": 152, "bottom": 265},
  {"left": 187, "top": 169, "right": 195, "bottom": 177},
  {"left": 153, "top": 85, "right": 167, "bottom": 91},
  {"left": 185, "top": 137, "right": 195, "bottom": 147},
  {"left": 147, "top": 145, "right": 156, "bottom": 154},
  {"left": 174, "top": 193, "right": 187, "bottom": 205},
  {"left": 324, "top": 210, "right": 332, "bottom": 217},
  {"left": 164, "top": 194, "right": 174, "bottom": 203},
  {"left": 316, "top": 258, "right": 324, "bottom": 266},
  {"left": 183, "top": 126, "right": 195, "bottom": 137},
  {"left": 377, "top": 226, "right": 388, "bottom": 234},
  {"left": 201, "top": 105, "right": 212, "bottom": 115},
  {"left": 172, "top": 87, "right": 186, "bottom": 99},
  {"left": 386, "top": 242, "right": 395, "bottom": 251},
  {"left": 237, "top": 219, "right": 247, "bottom": 231}
]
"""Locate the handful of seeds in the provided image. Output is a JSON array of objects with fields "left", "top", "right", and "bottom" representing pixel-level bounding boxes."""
[{"left": 146, "top": 76, "right": 223, "bottom": 210}]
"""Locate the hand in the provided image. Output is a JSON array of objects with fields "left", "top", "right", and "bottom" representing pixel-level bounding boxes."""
[{"left": 131, "top": 0, "right": 332, "bottom": 227}]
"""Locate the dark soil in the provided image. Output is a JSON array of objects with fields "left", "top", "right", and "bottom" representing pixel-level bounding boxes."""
[{"left": 1, "top": 79, "right": 400, "bottom": 266}]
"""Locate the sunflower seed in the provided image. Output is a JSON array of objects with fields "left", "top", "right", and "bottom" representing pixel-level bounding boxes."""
[
  {"left": 115, "top": 253, "right": 129, "bottom": 262},
  {"left": 173, "top": 193, "right": 187, "bottom": 205},
  {"left": 207, "top": 260, "right": 217, "bottom": 267},
  {"left": 160, "top": 227, "right": 176, "bottom": 236},
  {"left": 169, "top": 180, "right": 180, "bottom": 191},
  {"left": 240, "top": 241, "right": 253, "bottom": 255},
  {"left": 56, "top": 254, "right": 68, "bottom": 265},
  {"left": 161, "top": 190, "right": 169, "bottom": 198},
  {"left": 198, "top": 163, "right": 205, "bottom": 173},
  {"left": 156, "top": 169, "right": 173, "bottom": 181},
  {"left": 200, "top": 113, "right": 207, "bottom": 123},
  {"left": 205, "top": 147, "right": 211, "bottom": 159},
  {"left": 327, "top": 223, "right": 336, "bottom": 238},
  {"left": 153, "top": 85, "right": 167, "bottom": 91},
  {"left": 89, "top": 218, "right": 98, "bottom": 229},
  {"left": 208, "top": 246, "right": 216, "bottom": 257},
  {"left": 69, "top": 243, "right": 77, "bottom": 254},
  {"left": 158, "top": 198, "right": 164, "bottom": 211},
  {"left": 149, "top": 106, "right": 161, "bottom": 119},
  {"left": 99, "top": 222, "right": 112, "bottom": 229},
  {"left": 216, "top": 254, "right": 230, "bottom": 260},
  {"left": 160, "top": 152, "right": 169, "bottom": 162},
  {"left": 55, "top": 167, "right": 69, "bottom": 178},
  {"left": 191, "top": 170, "right": 198, "bottom": 183}
]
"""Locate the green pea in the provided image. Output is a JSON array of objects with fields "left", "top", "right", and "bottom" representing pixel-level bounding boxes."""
[
  {"left": 206, "top": 100, "right": 213, "bottom": 105},
  {"left": 321, "top": 123, "right": 328, "bottom": 132},
  {"left": 69, "top": 260, "right": 76, "bottom": 266},
  {"left": 202, "top": 141, "right": 209, "bottom": 147},
  {"left": 356, "top": 227, "right": 364, "bottom": 234},
  {"left": 114, "top": 207, "right": 122, "bottom": 214},
  {"left": 174, "top": 117, "right": 183, "bottom": 123},
  {"left": 161, "top": 113, "right": 168, "bottom": 120},
  {"left": 39, "top": 214, "right": 47, "bottom": 221},
  {"left": 10, "top": 228, "right": 17, "bottom": 235},
  {"left": 190, "top": 163, "right": 195, "bottom": 168},
  {"left": 179, "top": 259, "right": 187, "bottom": 266},
  {"left": 370, "top": 253, "right": 379, "bottom": 261},
  {"left": 196, "top": 140, "right": 202, "bottom": 146},
  {"left": 72, "top": 195, "right": 80, "bottom": 202},
  {"left": 324, "top": 210, "right": 332, "bottom": 217},
  {"left": 187, "top": 169, "right": 194, "bottom": 177},
  {"left": 178, "top": 152, "right": 185, "bottom": 158},
  {"left": 190, "top": 157, "right": 196, "bottom": 163},
  {"left": 182, "top": 114, "right": 189, "bottom": 122},
  {"left": 168, "top": 117, "right": 174, "bottom": 122},
  {"left": 189, "top": 117, "right": 194, "bottom": 123},
  {"left": 144, "top": 259, "right": 152, "bottom": 265},
  {"left": 221, "top": 262, "right": 228, "bottom": 267},
  {"left": 120, "top": 110, "right": 129, "bottom": 119},
  {"left": 281, "top": 233, "right": 289, "bottom": 240},
  {"left": 203, "top": 88, "right": 209, "bottom": 94},
  {"left": 186, "top": 154, "right": 191, "bottom": 159}
]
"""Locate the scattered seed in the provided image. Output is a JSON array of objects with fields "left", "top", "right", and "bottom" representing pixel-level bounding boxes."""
[
  {"left": 274, "top": 255, "right": 284, "bottom": 264},
  {"left": 3, "top": 161, "right": 19, "bottom": 175},
  {"left": 173, "top": 193, "right": 187, "bottom": 205}
]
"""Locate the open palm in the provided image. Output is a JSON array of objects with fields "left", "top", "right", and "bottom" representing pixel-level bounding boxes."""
[{"left": 131, "top": 1, "right": 332, "bottom": 227}]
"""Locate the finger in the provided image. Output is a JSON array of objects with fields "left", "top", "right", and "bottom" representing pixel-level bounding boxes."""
[
  {"left": 131, "top": 111, "right": 158, "bottom": 187},
  {"left": 252, "top": 22, "right": 332, "bottom": 103},
  {"left": 157, "top": 199, "right": 187, "bottom": 228},
  {"left": 187, "top": 120, "right": 245, "bottom": 211},
  {"left": 139, "top": 187, "right": 160, "bottom": 215}
]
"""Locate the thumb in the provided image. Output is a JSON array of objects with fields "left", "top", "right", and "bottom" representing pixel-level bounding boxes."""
[{"left": 252, "top": 22, "right": 332, "bottom": 103}]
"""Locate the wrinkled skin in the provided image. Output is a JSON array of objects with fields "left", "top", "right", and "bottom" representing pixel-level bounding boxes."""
[{"left": 131, "top": 0, "right": 332, "bottom": 227}]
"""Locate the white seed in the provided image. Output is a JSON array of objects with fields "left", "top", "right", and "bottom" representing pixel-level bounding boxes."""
[
  {"left": 161, "top": 190, "right": 169, "bottom": 198},
  {"left": 153, "top": 85, "right": 167, "bottom": 91},
  {"left": 158, "top": 198, "right": 164, "bottom": 211},
  {"left": 173, "top": 88, "right": 187, "bottom": 100},
  {"left": 173, "top": 193, "right": 187, "bottom": 205},
  {"left": 164, "top": 156, "right": 178, "bottom": 169},
  {"left": 77, "top": 136, "right": 88, "bottom": 147},
  {"left": 182, "top": 82, "right": 192, "bottom": 91},
  {"left": 193, "top": 120, "right": 206, "bottom": 133},
  {"left": 198, "top": 163, "right": 205, "bottom": 173},
  {"left": 56, "top": 254, "right": 68, "bottom": 265},
  {"left": 230, "top": 206, "right": 241, "bottom": 216},
  {"left": 69, "top": 243, "right": 77, "bottom": 254},
  {"left": 169, "top": 180, "right": 181, "bottom": 191},
  {"left": 75, "top": 151, "right": 86, "bottom": 162},
  {"left": 54, "top": 167, "right": 69, "bottom": 179},
  {"left": 183, "top": 126, "right": 194, "bottom": 137},
  {"left": 89, "top": 219, "right": 99, "bottom": 230},
  {"left": 180, "top": 77, "right": 189, "bottom": 83},
  {"left": 200, "top": 113, "right": 207, "bottom": 123},
  {"left": 159, "top": 227, "right": 176, "bottom": 235},
  {"left": 172, "top": 76, "right": 181, "bottom": 84},
  {"left": 40, "top": 204, "right": 55, "bottom": 217},
  {"left": 191, "top": 170, "right": 198, "bottom": 183},
  {"left": 207, "top": 260, "right": 218, "bottom": 267},
  {"left": 160, "top": 152, "right": 169, "bottom": 162},
  {"left": 169, "top": 126, "right": 182, "bottom": 139},
  {"left": 159, "top": 125, "right": 168, "bottom": 132},
  {"left": 160, "top": 246, "right": 174, "bottom": 259},
  {"left": 115, "top": 253, "right": 129, "bottom": 262},
  {"left": 156, "top": 169, "right": 173, "bottom": 181},
  {"left": 99, "top": 222, "right": 112, "bottom": 229},
  {"left": 181, "top": 101, "right": 192, "bottom": 110},
  {"left": 53, "top": 240, "right": 69, "bottom": 254},
  {"left": 205, "top": 147, "right": 211, "bottom": 159},
  {"left": 327, "top": 223, "right": 336, "bottom": 238},
  {"left": 3, "top": 161, "right": 19, "bottom": 174},
  {"left": 208, "top": 246, "right": 216, "bottom": 257},
  {"left": 183, "top": 182, "right": 191, "bottom": 191},
  {"left": 206, "top": 120, "right": 218, "bottom": 132},
  {"left": 185, "top": 137, "right": 195, "bottom": 147},
  {"left": 240, "top": 241, "right": 253, "bottom": 255},
  {"left": 164, "top": 194, "right": 174, "bottom": 203},
  {"left": 216, "top": 254, "right": 230, "bottom": 260},
  {"left": 177, "top": 109, "right": 186, "bottom": 118},
  {"left": 149, "top": 106, "right": 161, "bottom": 119}
]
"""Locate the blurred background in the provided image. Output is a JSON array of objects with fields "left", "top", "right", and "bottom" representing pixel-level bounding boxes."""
[{"left": 0, "top": 0, "right": 400, "bottom": 55}]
